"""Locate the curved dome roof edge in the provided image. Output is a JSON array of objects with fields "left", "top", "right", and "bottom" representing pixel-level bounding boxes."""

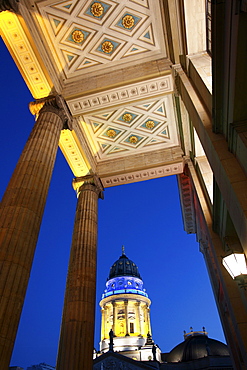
[
  {"left": 108, "top": 249, "right": 142, "bottom": 280},
  {"left": 166, "top": 333, "right": 230, "bottom": 363}
]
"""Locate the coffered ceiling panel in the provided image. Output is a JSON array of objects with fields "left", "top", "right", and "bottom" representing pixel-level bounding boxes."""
[
  {"left": 79, "top": 93, "right": 178, "bottom": 161},
  {"left": 34, "top": 0, "right": 166, "bottom": 79}
]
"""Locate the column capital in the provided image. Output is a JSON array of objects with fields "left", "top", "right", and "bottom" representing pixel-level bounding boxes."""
[
  {"left": 0, "top": 0, "right": 19, "bottom": 13},
  {"left": 73, "top": 175, "right": 104, "bottom": 199},
  {"left": 29, "top": 95, "right": 73, "bottom": 130}
]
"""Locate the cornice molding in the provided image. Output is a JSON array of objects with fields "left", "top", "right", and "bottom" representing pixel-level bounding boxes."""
[
  {"left": 67, "top": 75, "right": 173, "bottom": 115},
  {"left": 101, "top": 162, "right": 183, "bottom": 188}
]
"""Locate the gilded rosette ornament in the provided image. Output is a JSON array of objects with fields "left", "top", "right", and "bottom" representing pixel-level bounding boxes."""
[
  {"left": 101, "top": 41, "right": 114, "bottom": 53},
  {"left": 145, "top": 120, "right": 155, "bottom": 129},
  {"left": 129, "top": 135, "right": 138, "bottom": 144},
  {"left": 123, "top": 113, "right": 133, "bottom": 122},
  {"left": 107, "top": 129, "right": 117, "bottom": 138},
  {"left": 72, "top": 30, "right": 84, "bottom": 43},
  {"left": 91, "top": 2, "right": 104, "bottom": 17},
  {"left": 122, "top": 15, "right": 135, "bottom": 29}
]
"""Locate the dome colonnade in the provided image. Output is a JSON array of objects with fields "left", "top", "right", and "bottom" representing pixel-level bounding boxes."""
[{"left": 99, "top": 251, "right": 160, "bottom": 362}]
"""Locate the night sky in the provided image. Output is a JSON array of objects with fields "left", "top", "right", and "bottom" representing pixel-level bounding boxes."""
[{"left": 0, "top": 38, "right": 225, "bottom": 369}]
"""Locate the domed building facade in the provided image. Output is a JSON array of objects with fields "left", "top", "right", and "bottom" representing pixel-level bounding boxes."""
[
  {"left": 94, "top": 251, "right": 233, "bottom": 370},
  {"left": 166, "top": 329, "right": 229, "bottom": 363},
  {"left": 98, "top": 248, "right": 161, "bottom": 362},
  {"left": 161, "top": 329, "right": 233, "bottom": 369}
]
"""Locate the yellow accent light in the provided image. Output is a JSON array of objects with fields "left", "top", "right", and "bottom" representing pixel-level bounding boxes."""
[
  {"left": 0, "top": 12, "right": 52, "bottom": 99},
  {"left": 59, "top": 129, "right": 91, "bottom": 177}
]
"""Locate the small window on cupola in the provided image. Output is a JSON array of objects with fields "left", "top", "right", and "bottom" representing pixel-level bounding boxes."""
[{"left": 130, "top": 322, "right": 134, "bottom": 333}]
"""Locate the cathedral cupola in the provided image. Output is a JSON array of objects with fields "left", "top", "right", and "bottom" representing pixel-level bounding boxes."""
[
  {"left": 99, "top": 247, "right": 161, "bottom": 362},
  {"left": 108, "top": 248, "right": 142, "bottom": 279},
  {"left": 102, "top": 247, "right": 148, "bottom": 300}
]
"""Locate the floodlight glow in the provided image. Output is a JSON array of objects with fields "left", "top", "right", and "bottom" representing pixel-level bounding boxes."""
[{"left": 222, "top": 253, "right": 247, "bottom": 279}]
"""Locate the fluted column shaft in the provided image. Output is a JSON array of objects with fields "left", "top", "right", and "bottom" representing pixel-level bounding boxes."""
[
  {"left": 147, "top": 307, "right": 151, "bottom": 336},
  {"left": 135, "top": 302, "right": 141, "bottom": 334},
  {"left": 144, "top": 304, "right": 148, "bottom": 335},
  {"left": 124, "top": 300, "right": 129, "bottom": 336},
  {"left": 56, "top": 177, "right": 103, "bottom": 370},
  {"left": 101, "top": 306, "right": 105, "bottom": 340},
  {"left": 112, "top": 301, "right": 116, "bottom": 334},
  {"left": 0, "top": 95, "right": 70, "bottom": 369}
]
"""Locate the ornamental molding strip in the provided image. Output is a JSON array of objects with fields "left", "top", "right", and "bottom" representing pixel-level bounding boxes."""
[
  {"left": 101, "top": 162, "right": 183, "bottom": 187},
  {"left": 59, "top": 129, "right": 91, "bottom": 177},
  {"left": 0, "top": 11, "right": 51, "bottom": 99},
  {"left": 177, "top": 170, "right": 196, "bottom": 234},
  {"left": 67, "top": 75, "right": 173, "bottom": 115}
]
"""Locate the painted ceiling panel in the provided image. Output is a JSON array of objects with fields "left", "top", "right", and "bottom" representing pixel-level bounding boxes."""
[
  {"left": 34, "top": 0, "right": 166, "bottom": 79},
  {"left": 79, "top": 94, "right": 179, "bottom": 161}
]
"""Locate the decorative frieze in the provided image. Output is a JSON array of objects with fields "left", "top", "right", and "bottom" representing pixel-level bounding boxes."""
[
  {"left": 101, "top": 162, "right": 183, "bottom": 187},
  {"left": 68, "top": 75, "right": 173, "bottom": 115}
]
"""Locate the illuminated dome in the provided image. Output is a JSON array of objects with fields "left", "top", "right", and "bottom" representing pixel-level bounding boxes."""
[
  {"left": 108, "top": 249, "right": 142, "bottom": 280},
  {"left": 102, "top": 248, "right": 148, "bottom": 299},
  {"left": 99, "top": 248, "right": 157, "bottom": 361},
  {"left": 167, "top": 331, "right": 229, "bottom": 363}
]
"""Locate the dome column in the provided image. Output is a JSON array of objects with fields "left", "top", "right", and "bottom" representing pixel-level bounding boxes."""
[
  {"left": 143, "top": 304, "right": 150, "bottom": 336},
  {"left": 56, "top": 175, "right": 103, "bottom": 370},
  {"left": 112, "top": 301, "right": 116, "bottom": 334},
  {"left": 135, "top": 302, "right": 141, "bottom": 335},
  {"left": 124, "top": 300, "right": 129, "bottom": 336},
  {"left": 147, "top": 307, "right": 152, "bottom": 336},
  {"left": 0, "top": 95, "right": 71, "bottom": 369},
  {"left": 101, "top": 306, "right": 106, "bottom": 340}
]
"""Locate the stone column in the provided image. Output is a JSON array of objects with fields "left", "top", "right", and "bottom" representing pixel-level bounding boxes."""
[
  {"left": 0, "top": 95, "right": 71, "bottom": 369},
  {"left": 135, "top": 302, "right": 141, "bottom": 335},
  {"left": 143, "top": 304, "right": 149, "bottom": 336},
  {"left": 147, "top": 307, "right": 152, "bottom": 336},
  {"left": 56, "top": 175, "right": 103, "bottom": 370},
  {"left": 112, "top": 301, "right": 116, "bottom": 334},
  {"left": 0, "top": 0, "right": 19, "bottom": 13},
  {"left": 101, "top": 306, "right": 105, "bottom": 340},
  {"left": 124, "top": 300, "right": 129, "bottom": 336}
]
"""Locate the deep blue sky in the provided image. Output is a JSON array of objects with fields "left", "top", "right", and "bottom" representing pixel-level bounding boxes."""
[{"left": 0, "top": 38, "right": 225, "bottom": 369}]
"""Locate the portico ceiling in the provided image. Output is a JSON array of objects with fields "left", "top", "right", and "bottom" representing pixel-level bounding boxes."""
[
  {"left": 33, "top": 0, "right": 166, "bottom": 81},
  {"left": 0, "top": 0, "right": 184, "bottom": 185}
]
